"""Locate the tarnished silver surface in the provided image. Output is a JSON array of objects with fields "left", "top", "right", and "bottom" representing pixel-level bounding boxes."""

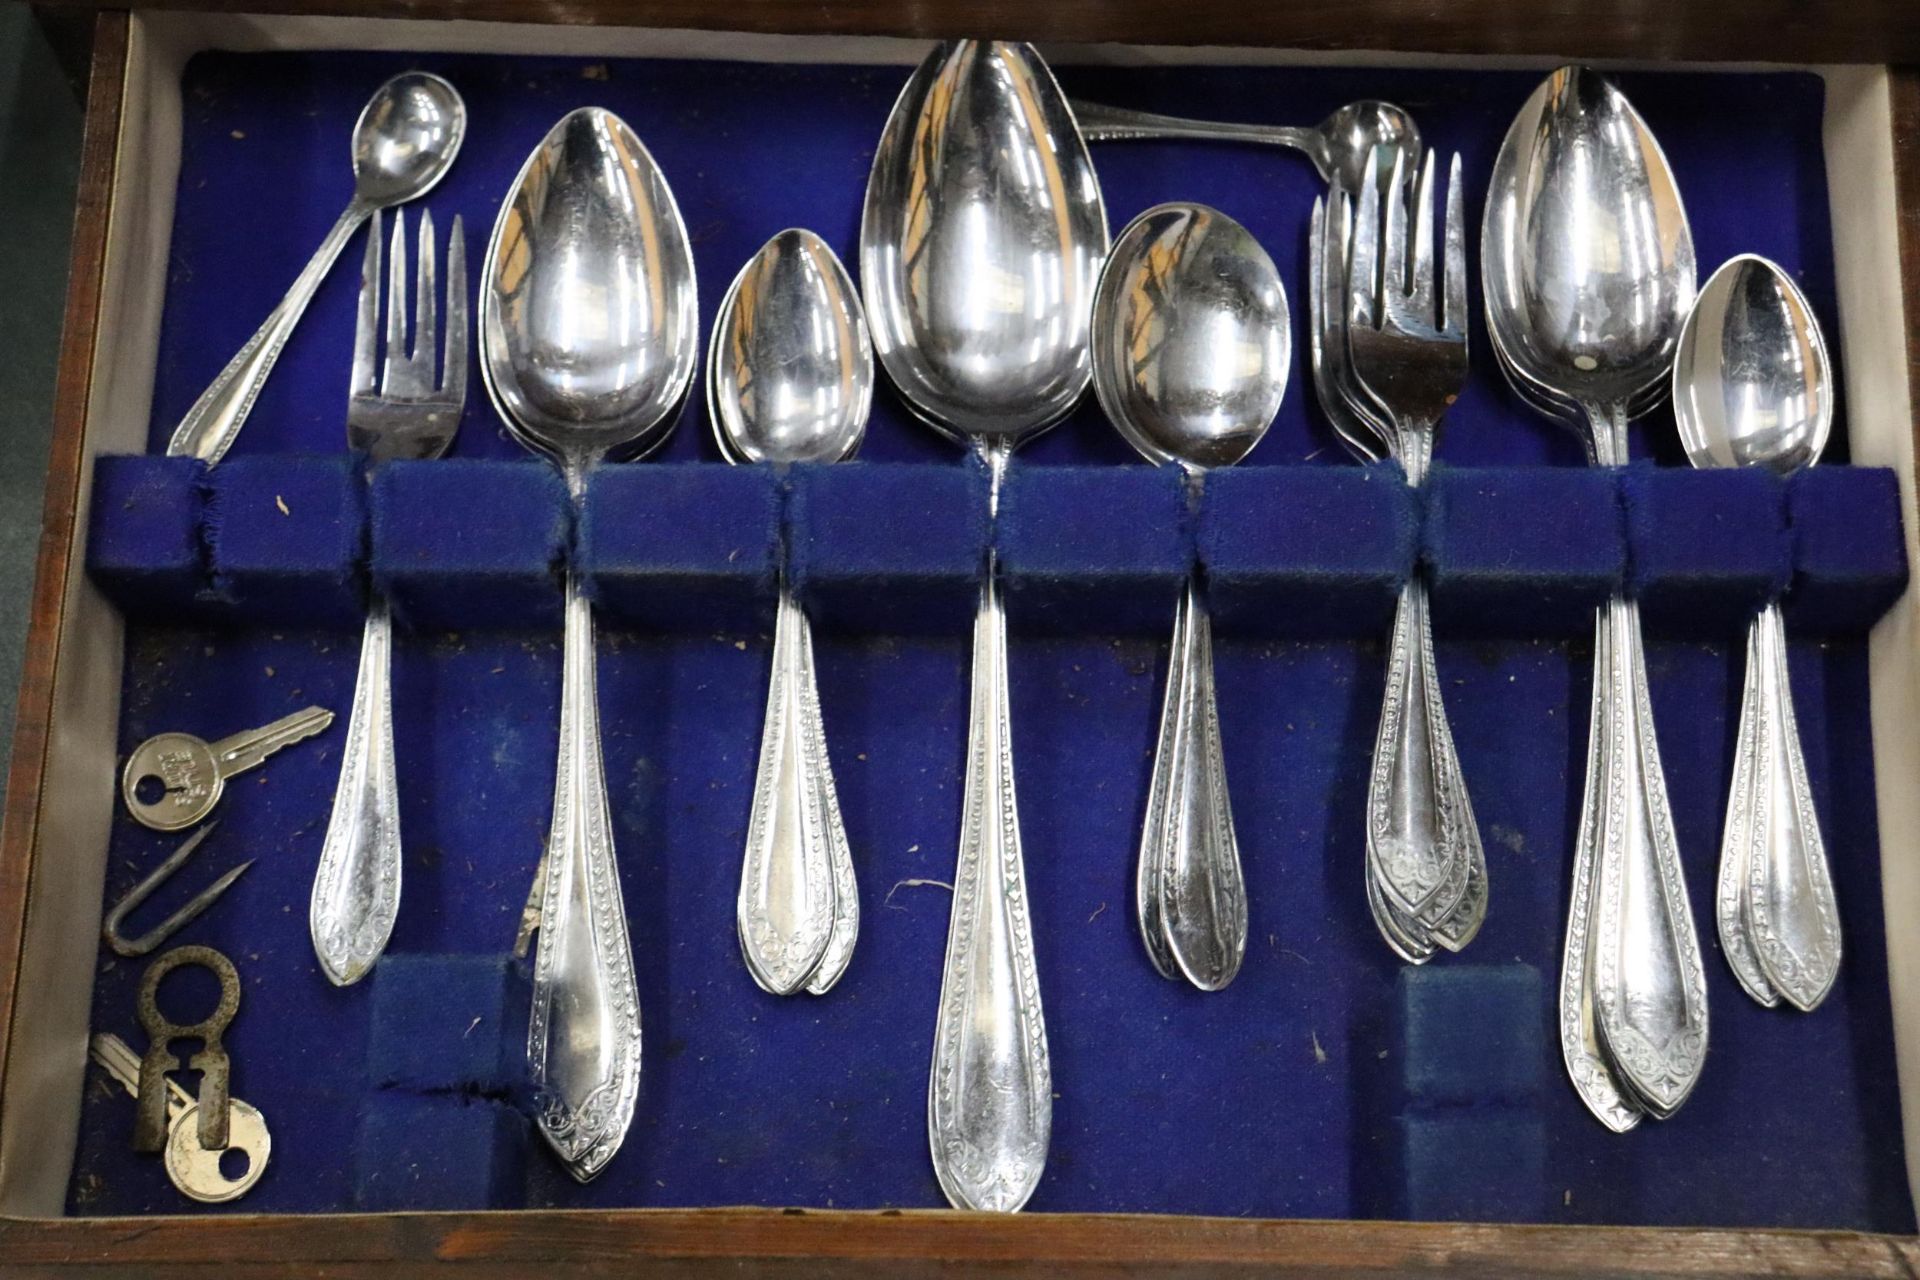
[
  {"left": 1091, "top": 203, "right": 1287, "bottom": 991},
  {"left": 1675, "top": 254, "right": 1841, "bottom": 1012},
  {"left": 311, "top": 209, "right": 467, "bottom": 989},
  {"left": 862, "top": 40, "right": 1107, "bottom": 1212},
  {"left": 167, "top": 73, "right": 464, "bottom": 465},
  {"left": 709, "top": 228, "right": 871, "bottom": 996},
  {"left": 91, "top": 1032, "right": 271, "bottom": 1204},
  {"left": 1071, "top": 98, "right": 1419, "bottom": 198},
  {"left": 1484, "top": 65, "right": 1705, "bottom": 1127},
  {"left": 482, "top": 106, "right": 698, "bottom": 1181}
]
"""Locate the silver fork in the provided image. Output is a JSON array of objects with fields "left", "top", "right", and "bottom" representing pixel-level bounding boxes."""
[
  {"left": 1339, "top": 149, "right": 1487, "bottom": 958},
  {"left": 310, "top": 208, "right": 467, "bottom": 986}
]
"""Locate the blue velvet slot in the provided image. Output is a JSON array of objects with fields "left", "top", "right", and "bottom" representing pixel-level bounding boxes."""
[
  {"left": 1199, "top": 463, "right": 1416, "bottom": 637},
  {"left": 1623, "top": 465, "right": 1790, "bottom": 635},
  {"left": 787, "top": 460, "right": 990, "bottom": 634},
  {"left": 367, "top": 953, "right": 530, "bottom": 1096},
  {"left": 998, "top": 464, "right": 1191, "bottom": 634},
  {"left": 1396, "top": 964, "right": 1544, "bottom": 1107},
  {"left": 371, "top": 460, "right": 570, "bottom": 632},
  {"left": 353, "top": 1093, "right": 530, "bottom": 1211},
  {"left": 1401, "top": 1113, "right": 1549, "bottom": 1221},
  {"left": 86, "top": 454, "right": 207, "bottom": 617},
  {"left": 1785, "top": 466, "right": 1909, "bottom": 633},
  {"left": 1423, "top": 466, "right": 1623, "bottom": 636},
  {"left": 579, "top": 463, "right": 780, "bottom": 632},
  {"left": 204, "top": 454, "right": 364, "bottom": 628}
]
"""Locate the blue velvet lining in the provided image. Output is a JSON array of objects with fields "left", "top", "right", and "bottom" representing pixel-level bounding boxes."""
[{"left": 64, "top": 48, "right": 1916, "bottom": 1232}]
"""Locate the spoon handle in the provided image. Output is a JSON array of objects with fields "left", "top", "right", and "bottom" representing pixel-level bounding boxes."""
[
  {"left": 1367, "top": 575, "right": 1476, "bottom": 926},
  {"left": 1068, "top": 100, "right": 1314, "bottom": 157},
  {"left": 737, "top": 584, "right": 849, "bottom": 995},
  {"left": 929, "top": 564, "right": 1049, "bottom": 1213},
  {"left": 309, "top": 594, "right": 402, "bottom": 986},
  {"left": 1717, "top": 621, "right": 1780, "bottom": 1006},
  {"left": 1740, "top": 601, "right": 1842, "bottom": 1010},
  {"left": 796, "top": 602, "right": 860, "bottom": 996},
  {"left": 1138, "top": 577, "right": 1245, "bottom": 990},
  {"left": 1590, "top": 592, "right": 1709, "bottom": 1117},
  {"left": 167, "top": 198, "right": 374, "bottom": 465},
  {"left": 528, "top": 568, "right": 641, "bottom": 1182}
]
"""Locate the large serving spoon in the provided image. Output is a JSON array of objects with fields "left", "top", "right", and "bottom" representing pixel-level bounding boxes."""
[
  {"left": 1070, "top": 98, "right": 1417, "bottom": 198},
  {"left": 168, "top": 72, "right": 465, "bottom": 465},
  {"left": 1673, "top": 254, "right": 1841, "bottom": 1012},
  {"left": 709, "top": 228, "right": 873, "bottom": 997},
  {"left": 1483, "top": 66, "right": 1706, "bottom": 1129},
  {"left": 481, "top": 106, "right": 698, "bottom": 1181},
  {"left": 1090, "top": 203, "right": 1288, "bottom": 991},
  {"left": 861, "top": 39, "right": 1107, "bottom": 1213}
]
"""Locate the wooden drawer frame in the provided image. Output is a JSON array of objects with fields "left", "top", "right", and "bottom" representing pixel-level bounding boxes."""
[{"left": 6, "top": 9, "right": 1920, "bottom": 1274}]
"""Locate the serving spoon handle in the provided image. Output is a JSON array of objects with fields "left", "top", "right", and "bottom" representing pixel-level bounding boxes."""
[{"left": 1069, "top": 100, "right": 1315, "bottom": 157}]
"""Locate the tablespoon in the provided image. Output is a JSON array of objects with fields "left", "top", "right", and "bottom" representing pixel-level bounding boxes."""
[
  {"left": 481, "top": 106, "right": 698, "bottom": 1181},
  {"left": 1484, "top": 65, "right": 1705, "bottom": 1128},
  {"left": 168, "top": 73, "right": 465, "bottom": 465},
  {"left": 709, "top": 228, "right": 872, "bottom": 997},
  {"left": 862, "top": 39, "right": 1107, "bottom": 1213},
  {"left": 1070, "top": 98, "right": 1418, "bottom": 197},
  {"left": 1673, "top": 254, "right": 1841, "bottom": 1012},
  {"left": 1090, "top": 203, "right": 1288, "bottom": 992}
]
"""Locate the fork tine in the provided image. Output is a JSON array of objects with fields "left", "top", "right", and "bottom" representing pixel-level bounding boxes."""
[
  {"left": 352, "top": 209, "right": 381, "bottom": 397},
  {"left": 1441, "top": 153, "right": 1468, "bottom": 339},
  {"left": 442, "top": 214, "right": 468, "bottom": 401},
  {"left": 414, "top": 209, "right": 438, "bottom": 378},
  {"left": 1407, "top": 149, "right": 1438, "bottom": 325},
  {"left": 1349, "top": 163, "right": 1380, "bottom": 331},
  {"left": 382, "top": 210, "right": 408, "bottom": 395}
]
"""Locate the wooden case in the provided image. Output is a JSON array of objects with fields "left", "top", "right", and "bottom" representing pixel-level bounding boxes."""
[{"left": 5, "top": 7, "right": 1920, "bottom": 1274}]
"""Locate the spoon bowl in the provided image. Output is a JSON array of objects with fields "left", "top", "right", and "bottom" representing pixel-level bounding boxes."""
[
  {"left": 710, "top": 228, "right": 873, "bottom": 465},
  {"left": 351, "top": 72, "right": 466, "bottom": 206},
  {"left": 483, "top": 106, "right": 699, "bottom": 476},
  {"left": 1673, "top": 254, "right": 1832, "bottom": 475}
]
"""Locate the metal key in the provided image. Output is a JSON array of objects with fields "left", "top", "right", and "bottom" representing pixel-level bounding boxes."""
[
  {"left": 91, "top": 1032, "right": 271, "bottom": 1203},
  {"left": 135, "top": 945, "right": 239, "bottom": 1152},
  {"left": 121, "top": 706, "right": 335, "bottom": 832}
]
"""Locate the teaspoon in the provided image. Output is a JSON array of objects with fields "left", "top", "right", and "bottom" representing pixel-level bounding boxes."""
[
  {"left": 1484, "top": 65, "right": 1706, "bottom": 1129},
  {"left": 709, "top": 228, "right": 872, "bottom": 997},
  {"left": 1673, "top": 253, "right": 1841, "bottom": 1012},
  {"left": 481, "top": 106, "right": 699, "bottom": 1181},
  {"left": 861, "top": 39, "right": 1107, "bottom": 1213},
  {"left": 168, "top": 72, "right": 465, "bottom": 465},
  {"left": 1090, "top": 203, "right": 1288, "bottom": 991}
]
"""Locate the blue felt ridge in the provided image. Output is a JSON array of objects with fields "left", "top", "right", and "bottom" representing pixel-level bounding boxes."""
[
  {"left": 1199, "top": 461, "right": 1416, "bottom": 637},
  {"left": 787, "top": 458, "right": 991, "bottom": 634},
  {"left": 1395, "top": 964, "right": 1545, "bottom": 1108},
  {"left": 1400, "top": 1113, "right": 1549, "bottom": 1222},
  {"left": 1422, "top": 465, "right": 1623, "bottom": 637},
  {"left": 579, "top": 463, "right": 782, "bottom": 632},
  {"left": 1622, "top": 464, "right": 1791, "bottom": 636},
  {"left": 1784, "top": 466, "right": 1910, "bottom": 633},
  {"left": 998, "top": 462, "right": 1191, "bottom": 635},
  {"left": 366, "top": 952, "right": 531, "bottom": 1096},
  {"left": 86, "top": 454, "right": 208, "bottom": 617},
  {"left": 352, "top": 1091, "right": 531, "bottom": 1211},
  {"left": 203, "top": 453, "right": 366, "bottom": 628},
  {"left": 371, "top": 459, "right": 571, "bottom": 632}
]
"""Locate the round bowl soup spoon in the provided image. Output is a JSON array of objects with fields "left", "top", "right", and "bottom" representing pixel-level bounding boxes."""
[
  {"left": 709, "top": 228, "right": 873, "bottom": 997},
  {"left": 1483, "top": 65, "right": 1705, "bottom": 1130},
  {"left": 1090, "top": 203, "right": 1288, "bottom": 992},
  {"left": 861, "top": 39, "right": 1107, "bottom": 1213},
  {"left": 1673, "top": 253, "right": 1840, "bottom": 1012},
  {"left": 169, "top": 72, "right": 466, "bottom": 464},
  {"left": 481, "top": 106, "right": 698, "bottom": 1182}
]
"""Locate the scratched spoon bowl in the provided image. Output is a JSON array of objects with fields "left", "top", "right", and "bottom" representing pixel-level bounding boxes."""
[
  {"left": 1091, "top": 202, "right": 1287, "bottom": 991},
  {"left": 1673, "top": 253, "right": 1840, "bottom": 1013},
  {"left": 482, "top": 105, "right": 698, "bottom": 1182}
]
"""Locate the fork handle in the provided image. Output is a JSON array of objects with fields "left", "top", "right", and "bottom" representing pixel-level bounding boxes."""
[
  {"left": 310, "top": 594, "right": 402, "bottom": 986},
  {"left": 168, "top": 197, "right": 375, "bottom": 465}
]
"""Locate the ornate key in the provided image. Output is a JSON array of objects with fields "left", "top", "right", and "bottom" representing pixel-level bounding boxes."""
[
  {"left": 90, "top": 1032, "right": 270, "bottom": 1203},
  {"left": 134, "top": 945, "right": 240, "bottom": 1152},
  {"left": 121, "top": 706, "right": 334, "bottom": 832}
]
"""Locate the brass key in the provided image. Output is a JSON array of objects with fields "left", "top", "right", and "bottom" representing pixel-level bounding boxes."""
[
  {"left": 90, "top": 1032, "right": 270, "bottom": 1203},
  {"left": 121, "top": 706, "right": 334, "bottom": 832},
  {"left": 134, "top": 945, "right": 240, "bottom": 1152}
]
